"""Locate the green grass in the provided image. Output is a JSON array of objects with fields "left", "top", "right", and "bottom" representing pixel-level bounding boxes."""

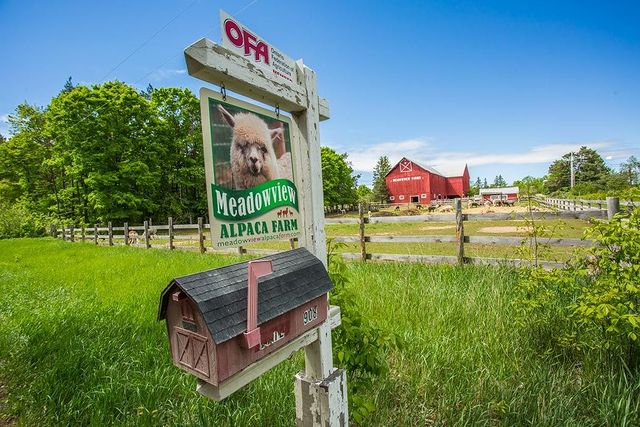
[{"left": 1, "top": 239, "right": 638, "bottom": 425}]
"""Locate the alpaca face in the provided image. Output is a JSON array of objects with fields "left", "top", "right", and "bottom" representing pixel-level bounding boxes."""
[
  {"left": 233, "top": 136, "right": 270, "bottom": 176},
  {"left": 218, "top": 105, "right": 282, "bottom": 189}
]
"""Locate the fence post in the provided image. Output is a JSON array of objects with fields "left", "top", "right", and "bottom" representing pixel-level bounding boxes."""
[
  {"left": 50, "top": 223, "right": 56, "bottom": 238},
  {"left": 168, "top": 217, "right": 174, "bottom": 250},
  {"left": 81, "top": 225, "right": 85, "bottom": 242},
  {"left": 607, "top": 197, "right": 620, "bottom": 220},
  {"left": 198, "top": 217, "right": 205, "bottom": 254},
  {"left": 108, "top": 222, "right": 113, "bottom": 246},
  {"left": 144, "top": 221, "right": 150, "bottom": 249},
  {"left": 455, "top": 199, "right": 464, "bottom": 265},
  {"left": 69, "top": 224, "right": 74, "bottom": 242},
  {"left": 359, "top": 203, "right": 367, "bottom": 262},
  {"left": 62, "top": 225, "right": 66, "bottom": 241},
  {"left": 124, "top": 222, "right": 129, "bottom": 246},
  {"left": 94, "top": 224, "right": 98, "bottom": 245}
]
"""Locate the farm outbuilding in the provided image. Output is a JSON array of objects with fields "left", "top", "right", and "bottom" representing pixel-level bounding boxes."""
[
  {"left": 479, "top": 187, "right": 520, "bottom": 204},
  {"left": 385, "top": 157, "right": 470, "bottom": 204}
]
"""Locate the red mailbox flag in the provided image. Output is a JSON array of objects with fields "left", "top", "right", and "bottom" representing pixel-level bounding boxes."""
[{"left": 243, "top": 259, "right": 273, "bottom": 349}]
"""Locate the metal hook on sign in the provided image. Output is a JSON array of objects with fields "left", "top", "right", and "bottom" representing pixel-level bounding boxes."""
[
  {"left": 275, "top": 104, "right": 280, "bottom": 117},
  {"left": 220, "top": 84, "right": 227, "bottom": 101}
]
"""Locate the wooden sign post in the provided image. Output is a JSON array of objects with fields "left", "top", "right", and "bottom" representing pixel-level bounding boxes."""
[{"left": 184, "top": 11, "right": 347, "bottom": 426}]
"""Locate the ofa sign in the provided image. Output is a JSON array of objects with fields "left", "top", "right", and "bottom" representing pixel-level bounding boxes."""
[
  {"left": 200, "top": 88, "right": 301, "bottom": 249},
  {"left": 220, "top": 10, "right": 296, "bottom": 83}
]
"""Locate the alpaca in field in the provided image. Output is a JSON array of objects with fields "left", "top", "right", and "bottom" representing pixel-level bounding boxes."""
[{"left": 218, "top": 105, "right": 282, "bottom": 190}]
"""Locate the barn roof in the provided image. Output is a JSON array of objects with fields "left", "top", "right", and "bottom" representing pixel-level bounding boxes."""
[
  {"left": 158, "top": 248, "right": 332, "bottom": 345},
  {"left": 386, "top": 157, "right": 467, "bottom": 178}
]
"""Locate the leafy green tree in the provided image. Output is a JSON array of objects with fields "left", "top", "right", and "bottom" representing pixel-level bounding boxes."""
[
  {"left": 371, "top": 156, "right": 391, "bottom": 203},
  {"left": 474, "top": 177, "right": 482, "bottom": 188},
  {"left": 482, "top": 178, "right": 488, "bottom": 188},
  {"left": 150, "top": 87, "right": 205, "bottom": 222},
  {"left": 320, "top": 147, "right": 358, "bottom": 207},
  {"left": 546, "top": 146, "right": 610, "bottom": 193},
  {"left": 0, "top": 104, "right": 54, "bottom": 214},
  {"left": 356, "top": 184, "right": 373, "bottom": 203},
  {"left": 513, "top": 176, "right": 545, "bottom": 194},
  {"left": 47, "top": 81, "right": 162, "bottom": 222}
]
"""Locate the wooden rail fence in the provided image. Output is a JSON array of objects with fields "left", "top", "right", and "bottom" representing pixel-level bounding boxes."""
[
  {"left": 540, "top": 196, "right": 637, "bottom": 219},
  {"left": 334, "top": 201, "right": 594, "bottom": 270},
  {"left": 51, "top": 203, "right": 599, "bottom": 269}
]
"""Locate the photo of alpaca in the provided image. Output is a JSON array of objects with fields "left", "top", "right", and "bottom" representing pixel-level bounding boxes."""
[{"left": 217, "top": 105, "right": 293, "bottom": 190}]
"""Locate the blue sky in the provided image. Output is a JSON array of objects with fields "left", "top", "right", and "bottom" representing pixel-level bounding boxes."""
[{"left": 1, "top": 0, "right": 639, "bottom": 185}]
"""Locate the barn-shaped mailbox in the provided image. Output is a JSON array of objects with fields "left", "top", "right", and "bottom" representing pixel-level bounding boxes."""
[{"left": 158, "top": 247, "right": 332, "bottom": 393}]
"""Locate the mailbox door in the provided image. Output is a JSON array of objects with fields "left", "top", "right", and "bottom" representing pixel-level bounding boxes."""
[{"left": 174, "top": 327, "right": 211, "bottom": 379}]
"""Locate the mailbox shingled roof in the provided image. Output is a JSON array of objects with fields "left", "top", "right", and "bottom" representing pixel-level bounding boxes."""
[{"left": 158, "top": 248, "right": 332, "bottom": 344}]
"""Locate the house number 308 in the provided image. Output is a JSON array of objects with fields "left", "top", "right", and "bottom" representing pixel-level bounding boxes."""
[{"left": 303, "top": 306, "right": 318, "bottom": 325}]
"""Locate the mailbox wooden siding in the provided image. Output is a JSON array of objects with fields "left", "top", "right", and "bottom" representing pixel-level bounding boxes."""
[
  {"left": 385, "top": 157, "right": 470, "bottom": 203},
  {"left": 158, "top": 248, "right": 332, "bottom": 385}
]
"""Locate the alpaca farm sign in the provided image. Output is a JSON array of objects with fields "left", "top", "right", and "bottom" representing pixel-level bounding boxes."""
[{"left": 200, "top": 88, "right": 301, "bottom": 248}]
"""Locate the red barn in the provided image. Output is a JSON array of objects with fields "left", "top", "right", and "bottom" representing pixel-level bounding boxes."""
[{"left": 385, "top": 158, "right": 470, "bottom": 204}]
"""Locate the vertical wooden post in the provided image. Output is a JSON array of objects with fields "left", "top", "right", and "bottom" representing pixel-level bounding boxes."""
[
  {"left": 108, "top": 222, "right": 113, "bottom": 246},
  {"left": 62, "top": 225, "right": 67, "bottom": 241},
  {"left": 50, "top": 223, "right": 55, "bottom": 237},
  {"left": 359, "top": 203, "right": 367, "bottom": 262},
  {"left": 168, "top": 217, "right": 174, "bottom": 250},
  {"left": 144, "top": 221, "right": 150, "bottom": 249},
  {"left": 607, "top": 197, "right": 620, "bottom": 219},
  {"left": 124, "top": 222, "right": 129, "bottom": 246},
  {"left": 69, "top": 224, "right": 74, "bottom": 242},
  {"left": 81, "top": 225, "right": 86, "bottom": 242},
  {"left": 455, "top": 199, "right": 464, "bottom": 265},
  {"left": 198, "top": 217, "right": 205, "bottom": 254},
  {"left": 94, "top": 224, "right": 98, "bottom": 245},
  {"left": 291, "top": 61, "right": 327, "bottom": 268}
]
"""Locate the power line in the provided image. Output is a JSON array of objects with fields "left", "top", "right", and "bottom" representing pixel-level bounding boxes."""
[{"left": 98, "top": 0, "right": 200, "bottom": 83}]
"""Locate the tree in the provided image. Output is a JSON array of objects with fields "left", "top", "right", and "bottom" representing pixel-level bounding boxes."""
[
  {"left": 482, "top": 178, "right": 488, "bottom": 188},
  {"left": 545, "top": 146, "right": 610, "bottom": 194},
  {"left": 492, "top": 175, "right": 507, "bottom": 187},
  {"left": 356, "top": 184, "right": 373, "bottom": 203},
  {"left": 620, "top": 155, "right": 640, "bottom": 186},
  {"left": 62, "top": 76, "right": 75, "bottom": 93},
  {"left": 513, "top": 176, "right": 545, "bottom": 195},
  {"left": 474, "top": 177, "right": 481, "bottom": 188},
  {"left": 371, "top": 156, "right": 391, "bottom": 203},
  {"left": 150, "top": 87, "right": 205, "bottom": 222},
  {"left": 47, "top": 81, "right": 162, "bottom": 222},
  {"left": 320, "top": 147, "right": 358, "bottom": 207}
]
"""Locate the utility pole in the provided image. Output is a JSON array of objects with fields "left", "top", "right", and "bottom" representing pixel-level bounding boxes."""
[{"left": 570, "top": 152, "right": 575, "bottom": 189}]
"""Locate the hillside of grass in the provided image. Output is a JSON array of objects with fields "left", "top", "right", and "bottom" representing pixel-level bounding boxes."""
[{"left": 1, "top": 239, "right": 637, "bottom": 425}]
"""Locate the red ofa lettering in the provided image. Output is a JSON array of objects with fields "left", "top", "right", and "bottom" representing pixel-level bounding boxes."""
[{"left": 224, "top": 19, "right": 269, "bottom": 65}]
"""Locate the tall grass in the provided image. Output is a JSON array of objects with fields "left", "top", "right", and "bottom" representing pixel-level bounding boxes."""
[{"left": 0, "top": 239, "right": 638, "bottom": 425}]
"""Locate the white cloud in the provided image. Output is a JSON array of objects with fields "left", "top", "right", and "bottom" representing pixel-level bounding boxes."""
[
  {"left": 346, "top": 139, "right": 617, "bottom": 175},
  {"left": 149, "top": 68, "right": 187, "bottom": 82}
]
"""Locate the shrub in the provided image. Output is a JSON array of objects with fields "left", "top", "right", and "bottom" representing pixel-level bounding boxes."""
[
  {"left": 0, "top": 202, "right": 50, "bottom": 239},
  {"left": 514, "top": 208, "right": 640, "bottom": 367}
]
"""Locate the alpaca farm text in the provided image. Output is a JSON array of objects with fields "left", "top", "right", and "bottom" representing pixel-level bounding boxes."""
[
  {"left": 212, "top": 178, "right": 299, "bottom": 244},
  {"left": 200, "top": 88, "right": 301, "bottom": 248}
]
